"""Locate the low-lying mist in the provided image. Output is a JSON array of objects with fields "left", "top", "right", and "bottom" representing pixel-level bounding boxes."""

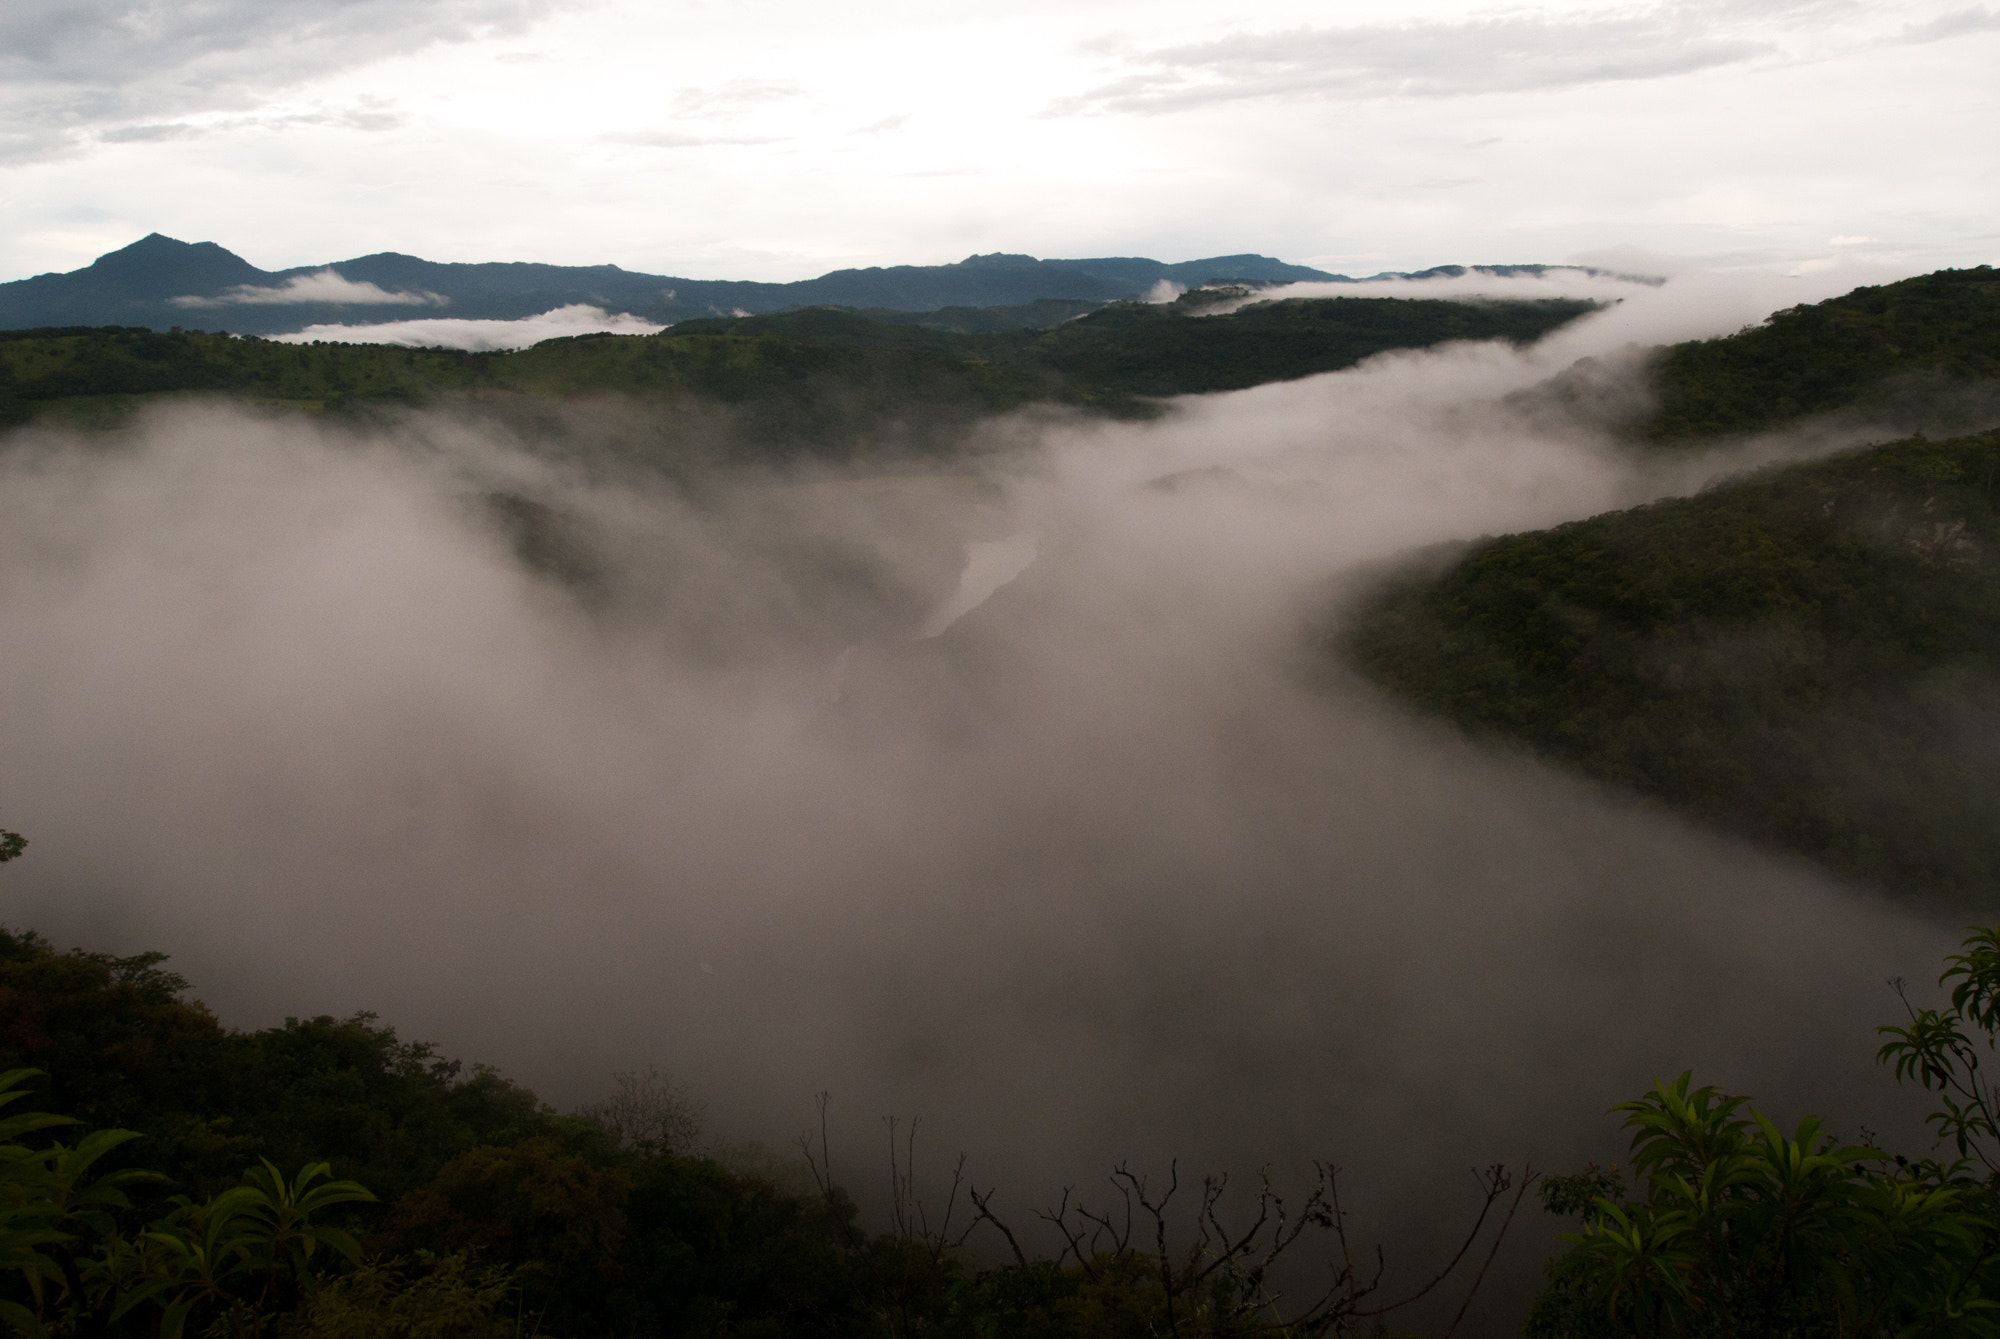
[{"left": 0, "top": 272, "right": 1966, "bottom": 1326}]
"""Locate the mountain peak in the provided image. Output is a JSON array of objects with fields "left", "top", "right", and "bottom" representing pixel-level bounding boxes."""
[
  {"left": 956, "top": 253, "right": 1042, "bottom": 270},
  {"left": 77, "top": 234, "right": 269, "bottom": 300}
]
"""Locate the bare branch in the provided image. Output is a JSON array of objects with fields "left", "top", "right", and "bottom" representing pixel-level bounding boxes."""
[
  {"left": 968, "top": 1185, "right": 1029, "bottom": 1267},
  {"left": 1443, "top": 1166, "right": 1537, "bottom": 1339},
  {"left": 1357, "top": 1164, "right": 1513, "bottom": 1318}
]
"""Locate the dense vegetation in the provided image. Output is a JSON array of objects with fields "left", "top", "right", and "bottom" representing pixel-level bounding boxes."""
[
  {"left": 1528, "top": 924, "right": 2000, "bottom": 1337},
  {"left": 11, "top": 887, "right": 2000, "bottom": 1335},
  {"left": 1643, "top": 266, "right": 2000, "bottom": 442},
  {"left": 0, "top": 917, "right": 1543, "bottom": 1338},
  {"left": 678, "top": 290, "right": 1599, "bottom": 399},
  {"left": 1347, "top": 428, "right": 2000, "bottom": 904},
  {"left": 0, "top": 323, "right": 1055, "bottom": 458},
  {"left": 0, "top": 292, "right": 1597, "bottom": 456}
]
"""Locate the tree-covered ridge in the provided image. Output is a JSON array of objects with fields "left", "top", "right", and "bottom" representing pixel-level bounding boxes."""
[
  {"left": 0, "top": 292, "right": 1600, "bottom": 453},
  {"left": 681, "top": 290, "right": 1600, "bottom": 398},
  {"left": 14, "top": 906, "right": 2000, "bottom": 1335},
  {"left": 0, "top": 924, "right": 1537, "bottom": 1337},
  {"left": 0, "top": 324, "right": 1066, "bottom": 459},
  {"left": 1345, "top": 428, "right": 2000, "bottom": 905},
  {"left": 1645, "top": 266, "right": 2000, "bottom": 442}
]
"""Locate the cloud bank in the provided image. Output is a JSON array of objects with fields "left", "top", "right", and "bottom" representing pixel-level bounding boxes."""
[
  {"left": 1048, "top": 4, "right": 1778, "bottom": 116},
  {"left": 269, "top": 303, "right": 664, "bottom": 349},
  {"left": 0, "top": 0, "right": 573, "bottom": 163},
  {"left": 173, "top": 269, "right": 448, "bottom": 308},
  {"left": 1047, "top": 0, "right": 1991, "bottom": 118}
]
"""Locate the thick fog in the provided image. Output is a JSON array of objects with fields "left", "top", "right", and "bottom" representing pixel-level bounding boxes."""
[
  {"left": 0, "top": 273, "right": 1968, "bottom": 1326},
  {"left": 270, "top": 303, "right": 667, "bottom": 350}
]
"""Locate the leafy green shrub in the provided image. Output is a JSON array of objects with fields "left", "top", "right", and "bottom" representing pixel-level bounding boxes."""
[{"left": 1533, "top": 924, "right": 2000, "bottom": 1338}]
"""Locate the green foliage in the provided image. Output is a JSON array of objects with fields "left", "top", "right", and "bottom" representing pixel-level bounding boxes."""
[
  {"left": 0, "top": 1065, "right": 405, "bottom": 1339},
  {"left": 136, "top": 1161, "right": 376, "bottom": 1339},
  {"left": 0, "top": 295, "right": 1598, "bottom": 454},
  {"left": 0, "top": 929, "right": 542, "bottom": 1202},
  {"left": 1018, "top": 290, "right": 1597, "bottom": 398},
  {"left": 1646, "top": 266, "right": 2000, "bottom": 442},
  {"left": 1531, "top": 926, "right": 2000, "bottom": 1337},
  {"left": 1346, "top": 428, "right": 2000, "bottom": 903},
  {"left": 288, "top": 1251, "right": 532, "bottom": 1339},
  {"left": 1880, "top": 927, "right": 2000, "bottom": 1174},
  {"left": 0, "top": 923, "right": 1541, "bottom": 1337},
  {"left": 677, "top": 290, "right": 1598, "bottom": 405},
  {"left": 0, "top": 325, "right": 1053, "bottom": 456},
  {"left": 376, "top": 1139, "right": 626, "bottom": 1332}
]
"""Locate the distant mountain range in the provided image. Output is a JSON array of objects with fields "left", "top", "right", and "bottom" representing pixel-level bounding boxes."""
[{"left": 0, "top": 234, "right": 1587, "bottom": 337}]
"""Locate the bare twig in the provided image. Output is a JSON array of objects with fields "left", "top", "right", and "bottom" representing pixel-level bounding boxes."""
[
  {"left": 969, "top": 1185, "right": 1029, "bottom": 1267},
  {"left": 1443, "top": 1165, "right": 1538, "bottom": 1339},
  {"left": 1356, "top": 1164, "right": 1514, "bottom": 1317}
]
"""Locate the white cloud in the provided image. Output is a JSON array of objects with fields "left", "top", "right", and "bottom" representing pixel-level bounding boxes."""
[
  {"left": 852, "top": 113, "right": 912, "bottom": 135},
  {"left": 1045, "top": 5, "right": 1791, "bottom": 116},
  {"left": 1189, "top": 266, "right": 1663, "bottom": 316},
  {"left": 598, "top": 131, "right": 787, "bottom": 149},
  {"left": 0, "top": 0, "right": 1996, "bottom": 283},
  {"left": 269, "top": 304, "right": 664, "bottom": 350},
  {"left": 0, "top": 0, "right": 578, "bottom": 163},
  {"left": 671, "top": 78, "right": 808, "bottom": 118},
  {"left": 173, "top": 270, "right": 448, "bottom": 308},
  {"left": 1893, "top": 4, "right": 2000, "bottom": 41}
]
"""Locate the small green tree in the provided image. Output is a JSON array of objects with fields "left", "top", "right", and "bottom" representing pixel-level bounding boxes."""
[
  {"left": 140, "top": 1160, "right": 376, "bottom": 1339},
  {"left": 1532, "top": 926, "right": 2000, "bottom": 1338},
  {"left": 1879, "top": 926, "right": 2000, "bottom": 1175}
]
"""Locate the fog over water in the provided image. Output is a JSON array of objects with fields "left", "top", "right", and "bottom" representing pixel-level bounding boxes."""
[{"left": 0, "top": 268, "right": 1963, "bottom": 1323}]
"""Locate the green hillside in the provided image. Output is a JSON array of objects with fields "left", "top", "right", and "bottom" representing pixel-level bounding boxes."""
[
  {"left": 0, "top": 921, "right": 1545, "bottom": 1339},
  {"left": 0, "top": 324, "right": 1061, "bottom": 457},
  {"left": 1643, "top": 265, "right": 2000, "bottom": 441},
  {"left": 1346, "top": 428, "right": 2000, "bottom": 904},
  {"left": 680, "top": 288, "right": 1598, "bottom": 398},
  {"left": 0, "top": 292, "right": 1598, "bottom": 456},
  {"left": 1027, "top": 290, "right": 1596, "bottom": 396}
]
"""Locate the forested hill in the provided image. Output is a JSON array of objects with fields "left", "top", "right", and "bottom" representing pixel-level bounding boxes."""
[
  {"left": 675, "top": 288, "right": 1596, "bottom": 397},
  {"left": 1346, "top": 427, "right": 2000, "bottom": 905},
  {"left": 1638, "top": 265, "right": 2000, "bottom": 442},
  {"left": 0, "top": 234, "right": 1345, "bottom": 335},
  {"left": 0, "top": 233, "right": 1624, "bottom": 337},
  {"left": 0, "top": 291, "right": 1597, "bottom": 454}
]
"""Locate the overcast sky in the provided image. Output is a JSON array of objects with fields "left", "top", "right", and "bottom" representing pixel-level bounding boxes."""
[{"left": 0, "top": 0, "right": 1994, "bottom": 282}]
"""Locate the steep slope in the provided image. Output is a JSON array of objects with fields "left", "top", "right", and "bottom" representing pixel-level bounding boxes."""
[
  {"left": 668, "top": 289, "right": 1600, "bottom": 399},
  {"left": 0, "top": 234, "right": 268, "bottom": 327},
  {"left": 1642, "top": 265, "right": 2000, "bottom": 442},
  {"left": 1346, "top": 428, "right": 2000, "bottom": 904}
]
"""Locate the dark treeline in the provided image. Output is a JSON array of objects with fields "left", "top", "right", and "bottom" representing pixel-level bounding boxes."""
[
  {"left": 1643, "top": 265, "right": 2000, "bottom": 442},
  {"left": 8, "top": 904, "right": 2000, "bottom": 1337},
  {"left": 1346, "top": 427, "right": 2000, "bottom": 905},
  {"left": 0, "top": 915, "right": 1541, "bottom": 1338},
  {"left": 0, "top": 291, "right": 1598, "bottom": 457},
  {"left": 1343, "top": 265, "right": 2000, "bottom": 905},
  {"left": 671, "top": 289, "right": 1599, "bottom": 399}
]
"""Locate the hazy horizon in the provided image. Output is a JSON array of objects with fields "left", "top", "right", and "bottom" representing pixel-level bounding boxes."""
[
  {"left": 0, "top": 271, "right": 1972, "bottom": 1329},
  {"left": 4, "top": 4, "right": 1997, "bottom": 1329},
  {"left": 3, "top": 1, "right": 1995, "bottom": 285}
]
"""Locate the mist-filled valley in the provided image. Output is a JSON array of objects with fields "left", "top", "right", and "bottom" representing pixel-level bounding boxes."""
[{"left": 6, "top": 263, "right": 2000, "bottom": 1334}]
